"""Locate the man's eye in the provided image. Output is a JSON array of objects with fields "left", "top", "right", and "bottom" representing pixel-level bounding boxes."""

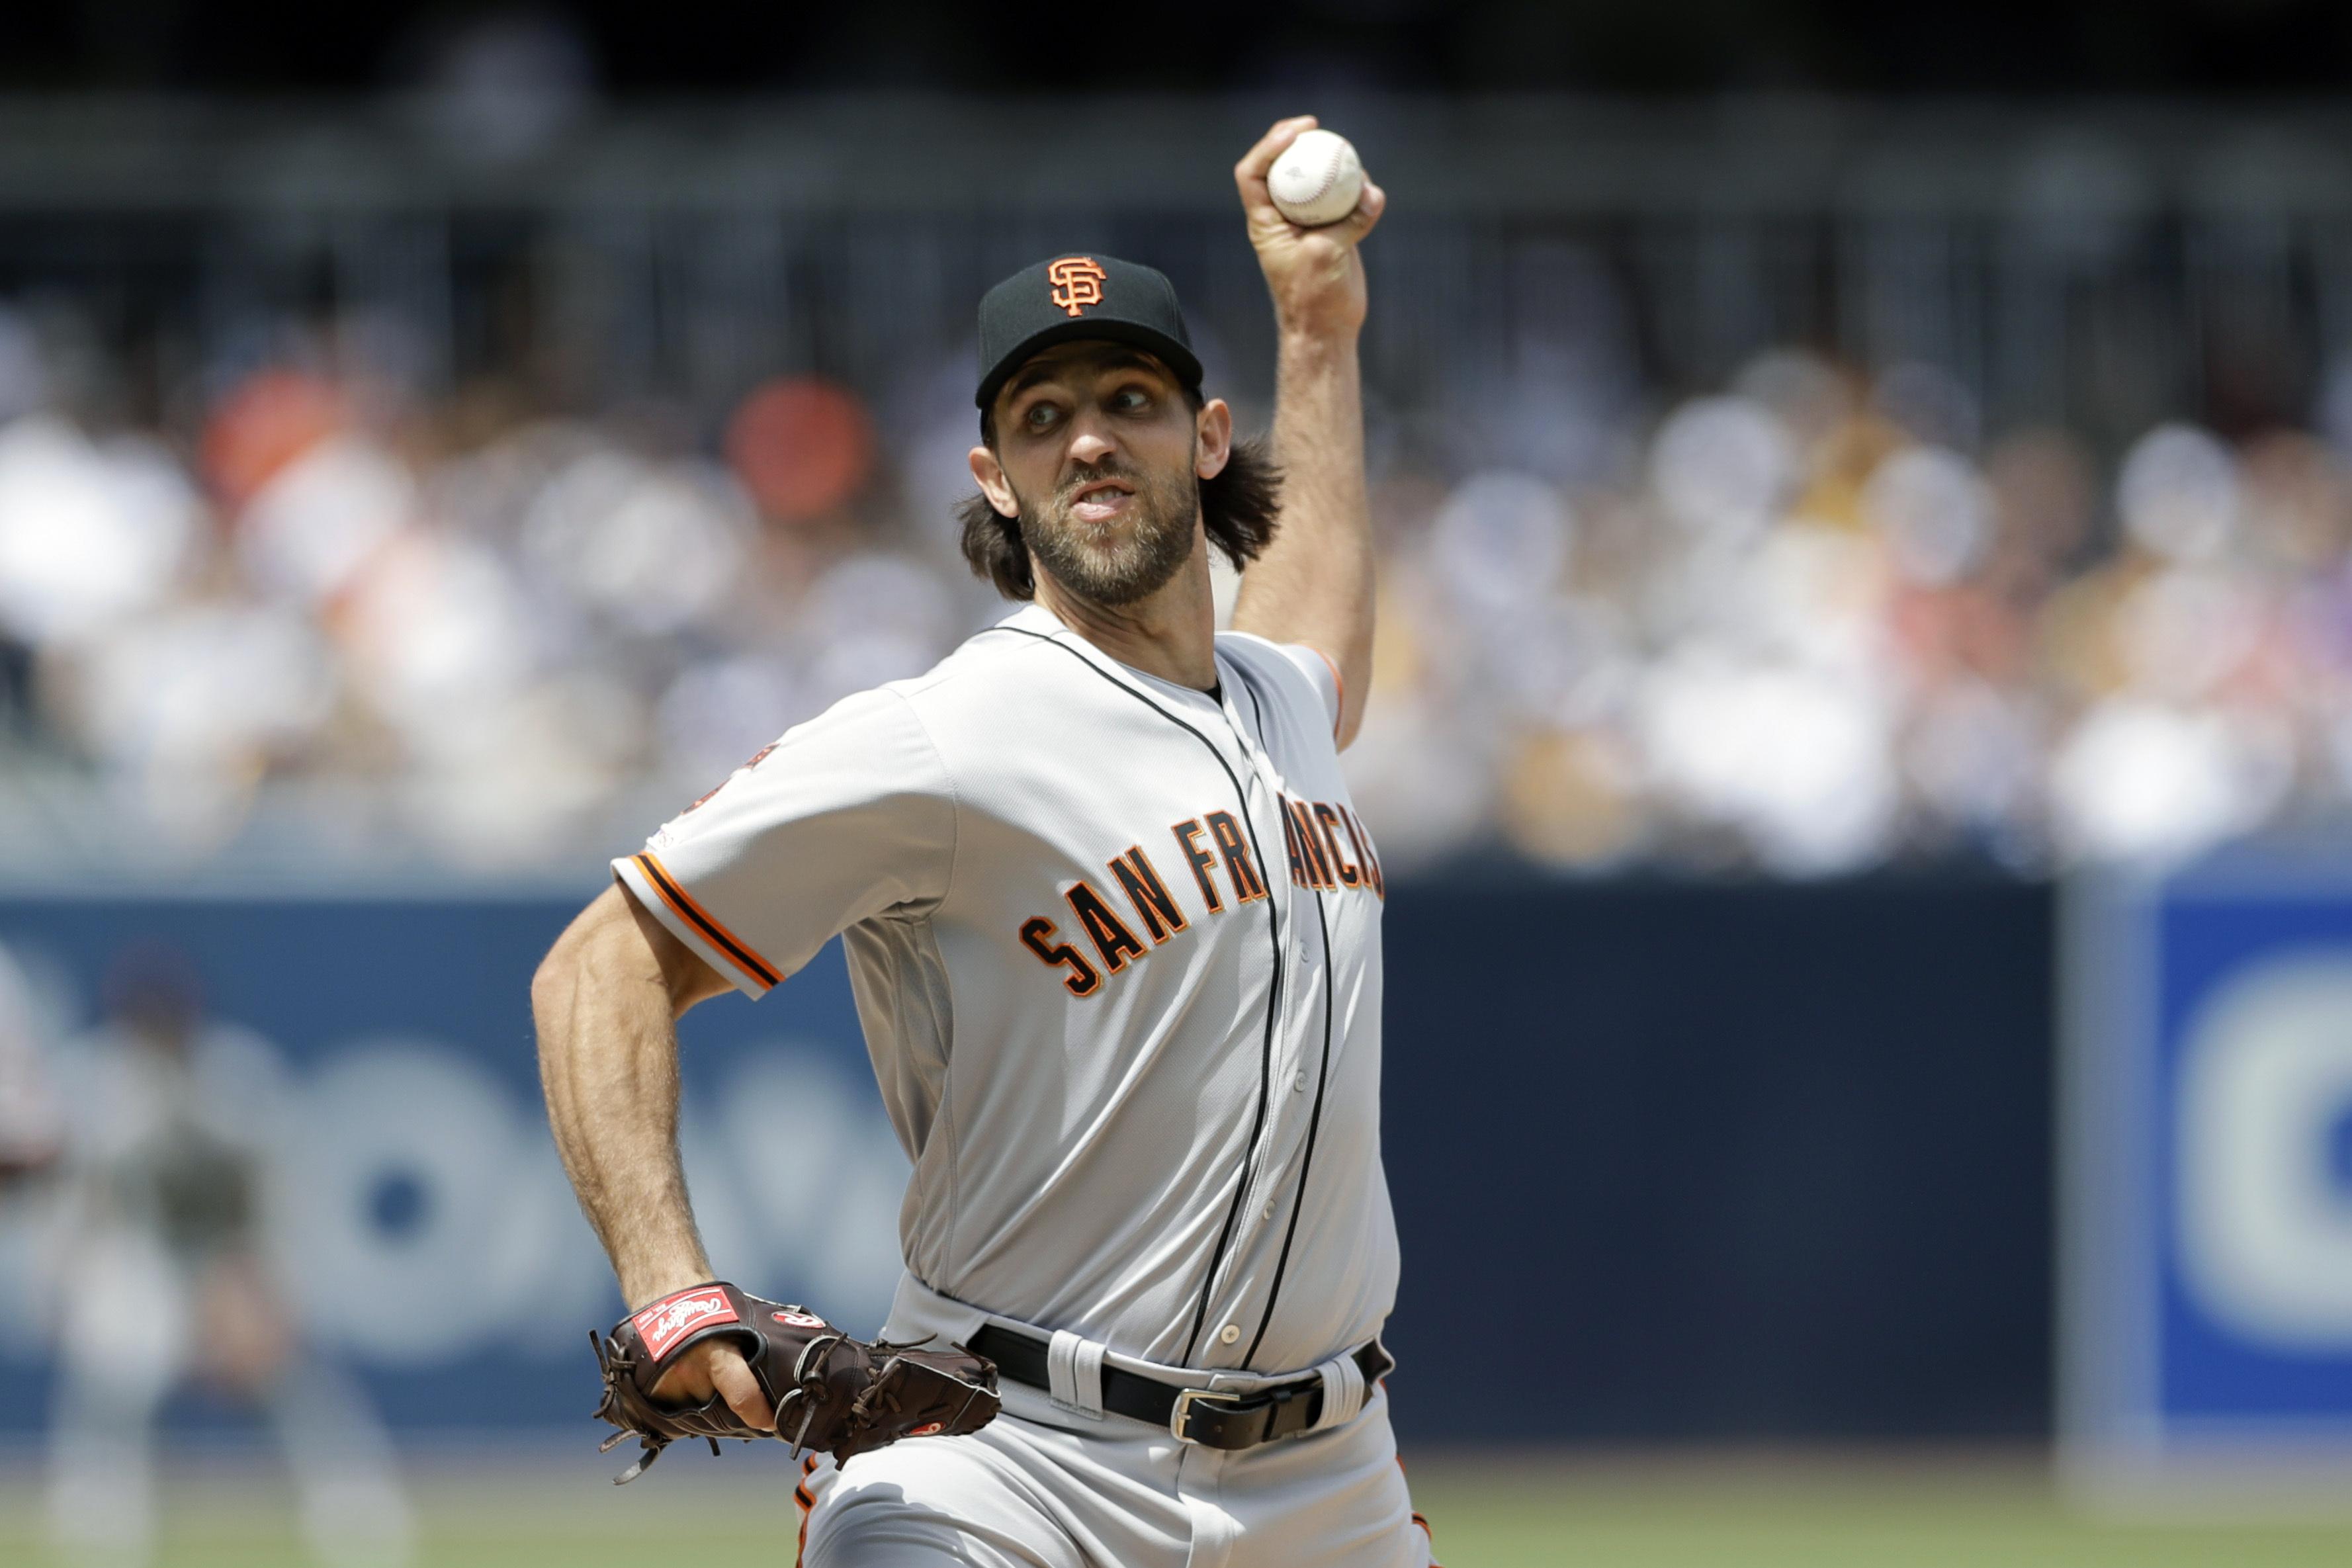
[
  {"left": 1024, "top": 404, "right": 1061, "bottom": 430},
  {"left": 1113, "top": 388, "right": 1149, "bottom": 412}
]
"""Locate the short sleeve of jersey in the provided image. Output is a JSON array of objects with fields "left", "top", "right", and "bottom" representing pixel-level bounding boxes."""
[
  {"left": 613, "top": 687, "right": 955, "bottom": 998},
  {"left": 1215, "top": 631, "right": 1343, "bottom": 742}
]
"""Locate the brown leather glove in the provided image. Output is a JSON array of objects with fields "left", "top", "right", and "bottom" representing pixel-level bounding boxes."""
[{"left": 590, "top": 1282, "right": 1000, "bottom": 1483}]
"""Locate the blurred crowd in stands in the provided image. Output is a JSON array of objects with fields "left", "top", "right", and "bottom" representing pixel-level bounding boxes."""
[{"left": 3, "top": 298, "right": 2349, "bottom": 880}]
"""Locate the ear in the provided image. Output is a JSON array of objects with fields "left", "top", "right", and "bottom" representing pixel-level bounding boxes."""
[
  {"left": 969, "top": 445, "right": 1020, "bottom": 519},
  {"left": 1195, "top": 398, "right": 1234, "bottom": 481}
]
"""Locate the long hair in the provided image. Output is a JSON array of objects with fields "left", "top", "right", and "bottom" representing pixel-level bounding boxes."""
[{"left": 956, "top": 437, "right": 1283, "bottom": 601}]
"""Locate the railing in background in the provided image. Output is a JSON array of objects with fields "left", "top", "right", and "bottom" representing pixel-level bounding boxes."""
[{"left": 1, "top": 95, "right": 2351, "bottom": 434}]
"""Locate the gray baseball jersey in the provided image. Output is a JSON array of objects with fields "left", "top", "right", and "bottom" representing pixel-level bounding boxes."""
[{"left": 614, "top": 601, "right": 1396, "bottom": 1376}]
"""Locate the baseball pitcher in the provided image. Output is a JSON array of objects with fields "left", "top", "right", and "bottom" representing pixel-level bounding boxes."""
[{"left": 534, "top": 116, "right": 1428, "bottom": 1566}]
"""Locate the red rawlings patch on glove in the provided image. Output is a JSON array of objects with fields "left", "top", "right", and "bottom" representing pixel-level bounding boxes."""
[
  {"left": 593, "top": 1281, "right": 1000, "bottom": 1482},
  {"left": 632, "top": 1285, "right": 738, "bottom": 1360}
]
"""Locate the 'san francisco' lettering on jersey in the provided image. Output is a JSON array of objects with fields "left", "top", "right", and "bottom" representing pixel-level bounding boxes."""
[
  {"left": 1018, "top": 798, "right": 1384, "bottom": 998},
  {"left": 1280, "top": 795, "right": 1385, "bottom": 898}
]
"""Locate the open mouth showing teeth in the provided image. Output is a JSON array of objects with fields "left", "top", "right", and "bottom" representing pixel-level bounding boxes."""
[{"left": 1067, "top": 480, "right": 1137, "bottom": 523}]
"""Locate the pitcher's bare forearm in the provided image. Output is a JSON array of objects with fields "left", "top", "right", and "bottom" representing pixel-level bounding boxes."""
[
  {"left": 535, "top": 887, "right": 776, "bottom": 1428},
  {"left": 1227, "top": 114, "right": 1385, "bottom": 747},
  {"left": 1237, "top": 329, "right": 1373, "bottom": 737},
  {"left": 533, "top": 885, "right": 728, "bottom": 1308}
]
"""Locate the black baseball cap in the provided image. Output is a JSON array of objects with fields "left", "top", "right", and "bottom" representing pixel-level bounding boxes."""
[{"left": 975, "top": 253, "right": 1204, "bottom": 415}]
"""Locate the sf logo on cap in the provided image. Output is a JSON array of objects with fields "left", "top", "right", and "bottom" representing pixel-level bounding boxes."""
[{"left": 1047, "top": 257, "right": 1108, "bottom": 318}]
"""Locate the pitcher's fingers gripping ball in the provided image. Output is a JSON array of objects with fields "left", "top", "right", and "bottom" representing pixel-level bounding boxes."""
[{"left": 590, "top": 1282, "right": 1000, "bottom": 1483}]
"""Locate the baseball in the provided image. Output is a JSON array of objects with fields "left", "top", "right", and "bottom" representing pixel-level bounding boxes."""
[{"left": 1267, "top": 128, "right": 1366, "bottom": 228}]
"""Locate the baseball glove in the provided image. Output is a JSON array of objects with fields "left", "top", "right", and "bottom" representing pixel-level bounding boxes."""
[{"left": 590, "top": 1282, "right": 999, "bottom": 1483}]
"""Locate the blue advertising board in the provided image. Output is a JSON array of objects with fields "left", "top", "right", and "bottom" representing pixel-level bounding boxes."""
[
  {"left": 0, "top": 893, "right": 904, "bottom": 1440},
  {"left": 2062, "top": 857, "right": 2352, "bottom": 1484},
  {"left": 2, "top": 873, "right": 2076, "bottom": 1450}
]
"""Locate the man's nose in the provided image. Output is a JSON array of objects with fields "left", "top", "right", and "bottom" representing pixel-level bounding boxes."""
[{"left": 1065, "top": 410, "right": 1118, "bottom": 470}]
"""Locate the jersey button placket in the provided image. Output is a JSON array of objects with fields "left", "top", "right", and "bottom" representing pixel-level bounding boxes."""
[{"left": 1222, "top": 684, "right": 1313, "bottom": 1364}]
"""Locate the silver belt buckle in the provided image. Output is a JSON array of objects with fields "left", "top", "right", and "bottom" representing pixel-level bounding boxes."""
[{"left": 1169, "top": 1385, "right": 1243, "bottom": 1445}]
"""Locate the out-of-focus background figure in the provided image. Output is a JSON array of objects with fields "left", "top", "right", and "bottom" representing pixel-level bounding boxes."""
[
  {"left": 2, "top": 5, "right": 2352, "bottom": 1565},
  {"left": 0, "top": 943, "right": 62, "bottom": 1187},
  {"left": 40, "top": 947, "right": 412, "bottom": 1568}
]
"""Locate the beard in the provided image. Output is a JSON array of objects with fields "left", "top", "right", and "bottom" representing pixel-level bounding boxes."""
[{"left": 1017, "top": 454, "right": 1199, "bottom": 607}]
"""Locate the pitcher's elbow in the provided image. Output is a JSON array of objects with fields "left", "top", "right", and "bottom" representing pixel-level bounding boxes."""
[
  {"left": 529, "top": 955, "right": 562, "bottom": 1022},
  {"left": 531, "top": 932, "right": 588, "bottom": 1037}
]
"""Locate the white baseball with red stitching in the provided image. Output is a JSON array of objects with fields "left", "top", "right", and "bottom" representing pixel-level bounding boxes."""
[{"left": 1268, "top": 129, "right": 1365, "bottom": 228}]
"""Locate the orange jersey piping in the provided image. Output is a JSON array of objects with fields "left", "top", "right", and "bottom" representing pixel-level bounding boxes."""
[
  {"left": 632, "top": 851, "right": 783, "bottom": 990},
  {"left": 1305, "top": 643, "right": 1346, "bottom": 741}
]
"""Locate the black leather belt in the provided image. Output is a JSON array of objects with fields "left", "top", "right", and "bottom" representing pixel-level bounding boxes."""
[{"left": 969, "top": 1325, "right": 1392, "bottom": 1451}]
